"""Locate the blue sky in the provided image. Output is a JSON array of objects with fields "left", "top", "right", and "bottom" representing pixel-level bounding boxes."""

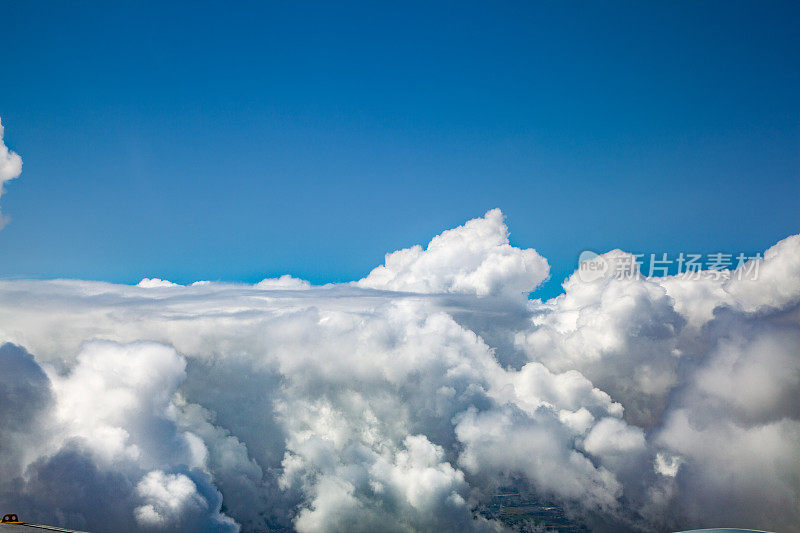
[{"left": 0, "top": 0, "right": 797, "bottom": 299}]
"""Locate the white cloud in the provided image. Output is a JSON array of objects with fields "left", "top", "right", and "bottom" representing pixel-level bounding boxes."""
[
  {"left": 134, "top": 470, "right": 237, "bottom": 532},
  {"left": 357, "top": 208, "right": 549, "bottom": 298},
  {"left": 255, "top": 274, "right": 311, "bottom": 290},
  {"left": 583, "top": 417, "right": 646, "bottom": 459},
  {"left": 516, "top": 251, "right": 685, "bottom": 427},
  {"left": 0, "top": 211, "right": 797, "bottom": 532},
  {"left": 0, "top": 117, "right": 22, "bottom": 228},
  {"left": 138, "top": 278, "right": 180, "bottom": 288},
  {"left": 724, "top": 234, "right": 800, "bottom": 312},
  {"left": 653, "top": 452, "right": 681, "bottom": 478}
]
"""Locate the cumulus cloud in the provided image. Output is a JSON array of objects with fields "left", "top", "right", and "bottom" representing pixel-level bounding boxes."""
[
  {"left": 0, "top": 341, "right": 237, "bottom": 532},
  {"left": 0, "top": 117, "right": 22, "bottom": 228},
  {"left": 517, "top": 250, "right": 685, "bottom": 427},
  {"left": 255, "top": 275, "right": 311, "bottom": 290},
  {"left": 134, "top": 470, "right": 236, "bottom": 532},
  {"left": 138, "top": 278, "right": 180, "bottom": 288},
  {"left": 357, "top": 208, "right": 549, "bottom": 298},
  {"left": 0, "top": 210, "right": 797, "bottom": 532}
]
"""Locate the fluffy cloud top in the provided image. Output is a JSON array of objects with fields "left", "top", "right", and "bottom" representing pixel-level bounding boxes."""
[
  {"left": 138, "top": 278, "right": 180, "bottom": 288},
  {"left": 357, "top": 208, "right": 549, "bottom": 297},
  {"left": 0, "top": 211, "right": 797, "bottom": 532},
  {"left": 255, "top": 275, "right": 311, "bottom": 290}
]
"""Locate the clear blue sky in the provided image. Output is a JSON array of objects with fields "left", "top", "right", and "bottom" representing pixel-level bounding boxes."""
[{"left": 0, "top": 1, "right": 797, "bottom": 298}]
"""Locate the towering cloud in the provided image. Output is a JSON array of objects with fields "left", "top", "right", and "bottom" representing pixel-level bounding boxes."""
[
  {"left": 357, "top": 208, "right": 549, "bottom": 298},
  {"left": 0, "top": 117, "right": 22, "bottom": 228},
  {"left": 0, "top": 211, "right": 797, "bottom": 532}
]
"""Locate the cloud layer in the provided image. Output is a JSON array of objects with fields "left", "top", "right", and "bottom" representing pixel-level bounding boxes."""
[{"left": 0, "top": 210, "right": 797, "bottom": 532}]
